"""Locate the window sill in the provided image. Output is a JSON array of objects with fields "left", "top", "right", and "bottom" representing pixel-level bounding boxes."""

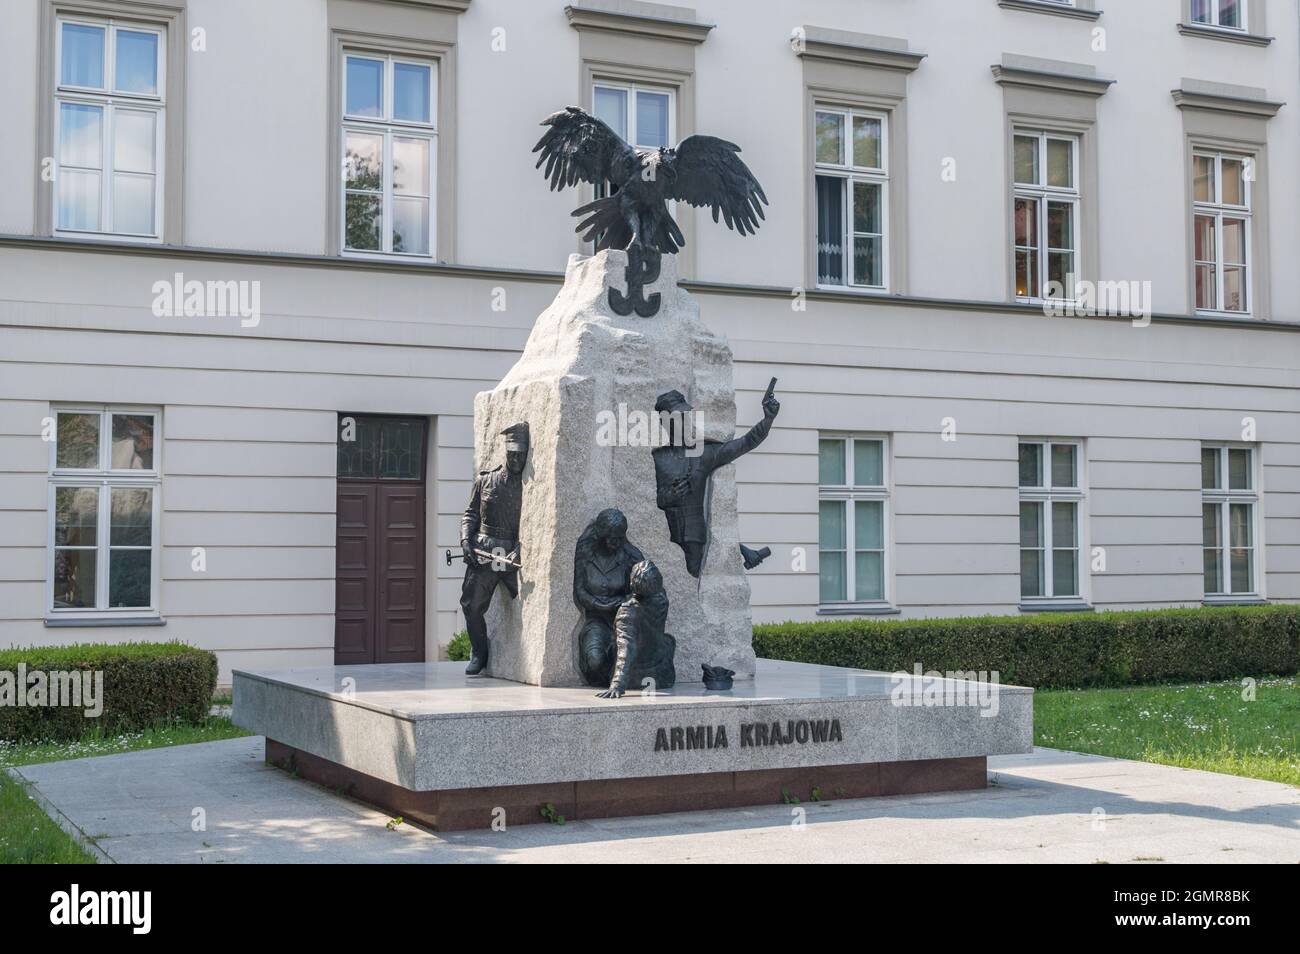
[
  {"left": 45, "top": 615, "right": 166, "bottom": 628},
  {"left": 1202, "top": 597, "right": 1267, "bottom": 606},
  {"left": 1018, "top": 601, "right": 1093, "bottom": 613},
  {"left": 817, "top": 604, "right": 901, "bottom": 617},
  {"left": 1195, "top": 308, "right": 1255, "bottom": 321},
  {"left": 341, "top": 249, "right": 438, "bottom": 264},
  {"left": 1177, "top": 22, "right": 1273, "bottom": 47},
  {"left": 998, "top": 0, "right": 1101, "bottom": 22},
  {"left": 51, "top": 230, "right": 164, "bottom": 246},
  {"left": 816, "top": 284, "right": 891, "bottom": 297}
]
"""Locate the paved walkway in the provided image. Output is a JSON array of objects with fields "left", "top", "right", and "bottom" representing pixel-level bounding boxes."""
[{"left": 11, "top": 737, "right": 1299, "bottom": 863}]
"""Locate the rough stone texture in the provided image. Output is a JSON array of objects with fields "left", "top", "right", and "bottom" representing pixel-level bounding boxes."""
[{"left": 473, "top": 249, "right": 757, "bottom": 686}]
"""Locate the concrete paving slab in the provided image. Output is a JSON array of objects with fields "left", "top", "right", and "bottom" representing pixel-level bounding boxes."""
[{"left": 11, "top": 736, "right": 1299, "bottom": 863}]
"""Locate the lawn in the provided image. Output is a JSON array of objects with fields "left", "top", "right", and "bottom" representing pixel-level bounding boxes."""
[
  {"left": 1034, "top": 676, "right": 1299, "bottom": 786},
  {"left": 0, "top": 715, "right": 248, "bottom": 770},
  {"left": 0, "top": 715, "right": 249, "bottom": 865},
  {"left": 0, "top": 771, "right": 96, "bottom": 864}
]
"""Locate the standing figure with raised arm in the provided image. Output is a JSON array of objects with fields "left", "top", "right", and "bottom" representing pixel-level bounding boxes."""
[{"left": 652, "top": 382, "right": 780, "bottom": 577}]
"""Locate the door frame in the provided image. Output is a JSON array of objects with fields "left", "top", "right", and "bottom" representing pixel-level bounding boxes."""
[{"left": 334, "top": 413, "right": 430, "bottom": 664}]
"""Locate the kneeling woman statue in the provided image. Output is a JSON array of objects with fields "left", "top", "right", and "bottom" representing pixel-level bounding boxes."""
[{"left": 573, "top": 508, "right": 677, "bottom": 697}]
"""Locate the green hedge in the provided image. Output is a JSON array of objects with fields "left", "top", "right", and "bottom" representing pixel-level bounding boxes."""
[
  {"left": 0, "top": 642, "right": 217, "bottom": 742},
  {"left": 446, "top": 631, "right": 470, "bottom": 662},
  {"left": 753, "top": 605, "right": 1300, "bottom": 689}
]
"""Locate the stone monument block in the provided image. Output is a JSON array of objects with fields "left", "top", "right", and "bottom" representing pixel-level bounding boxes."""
[{"left": 474, "top": 249, "right": 758, "bottom": 687}]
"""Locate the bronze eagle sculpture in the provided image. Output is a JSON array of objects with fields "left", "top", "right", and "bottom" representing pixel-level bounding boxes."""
[{"left": 532, "top": 105, "right": 767, "bottom": 255}]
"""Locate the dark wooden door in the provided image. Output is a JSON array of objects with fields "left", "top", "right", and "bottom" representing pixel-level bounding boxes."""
[{"left": 335, "top": 415, "right": 427, "bottom": 664}]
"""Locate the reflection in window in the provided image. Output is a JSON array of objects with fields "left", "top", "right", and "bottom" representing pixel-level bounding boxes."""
[
  {"left": 1018, "top": 439, "right": 1083, "bottom": 600},
  {"left": 1192, "top": 151, "right": 1251, "bottom": 314},
  {"left": 49, "top": 408, "right": 159, "bottom": 613},
  {"left": 814, "top": 107, "right": 887, "bottom": 290},
  {"left": 1202, "top": 444, "right": 1258, "bottom": 596},
  {"left": 342, "top": 53, "right": 436, "bottom": 256},
  {"left": 1013, "top": 130, "right": 1079, "bottom": 301},
  {"left": 818, "top": 435, "right": 889, "bottom": 605},
  {"left": 54, "top": 17, "right": 164, "bottom": 237}
]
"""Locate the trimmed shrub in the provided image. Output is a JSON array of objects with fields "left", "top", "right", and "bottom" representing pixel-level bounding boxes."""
[
  {"left": 446, "top": 631, "right": 470, "bottom": 662},
  {"left": 753, "top": 605, "right": 1300, "bottom": 689},
  {"left": 0, "top": 642, "right": 217, "bottom": 742}
]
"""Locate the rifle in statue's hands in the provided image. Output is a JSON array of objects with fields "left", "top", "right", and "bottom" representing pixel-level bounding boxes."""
[{"left": 446, "top": 547, "right": 522, "bottom": 570}]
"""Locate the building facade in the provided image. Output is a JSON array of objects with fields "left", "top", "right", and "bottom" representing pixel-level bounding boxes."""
[{"left": 1, "top": 0, "right": 1297, "bottom": 682}]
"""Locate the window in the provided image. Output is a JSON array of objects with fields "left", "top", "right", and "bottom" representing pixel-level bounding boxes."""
[
  {"left": 48, "top": 408, "right": 160, "bottom": 616},
  {"left": 1013, "top": 130, "right": 1079, "bottom": 301},
  {"left": 1202, "top": 445, "right": 1258, "bottom": 597},
  {"left": 337, "top": 414, "right": 426, "bottom": 481},
  {"left": 1191, "top": 0, "right": 1245, "bottom": 30},
  {"left": 814, "top": 108, "right": 887, "bottom": 290},
  {"left": 1019, "top": 440, "right": 1083, "bottom": 601},
  {"left": 53, "top": 17, "right": 165, "bottom": 238},
  {"left": 818, "top": 436, "right": 889, "bottom": 606},
  {"left": 593, "top": 82, "right": 673, "bottom": 153},
  {"left": 590, "top": 81, "right": 675, "bottom": 225},
  {"left": 1192, "top": 151, "right": 1251, "bottom": 314},
  {"left": 342, "top": 52, "right": 436, "bottom": 257}
]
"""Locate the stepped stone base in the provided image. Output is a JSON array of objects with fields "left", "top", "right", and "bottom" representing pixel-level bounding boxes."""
[
  {"left": 267, "top": 739, "right": 987, "bottom": 830},
  {"left": 233, "top": 658, "right": 1033, "bottom": 829}
]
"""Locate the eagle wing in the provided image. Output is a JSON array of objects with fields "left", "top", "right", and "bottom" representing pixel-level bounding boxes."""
[
  {"left": 665, "top": 135, "right": 768, "bottom": 236},
  {"left": 532, "top": 106, "right": 640, "bottom": 192}
]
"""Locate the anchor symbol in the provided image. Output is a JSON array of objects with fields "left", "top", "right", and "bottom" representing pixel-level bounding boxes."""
[{"left": 609, "top": 243, "right": 662, "bottom": 318}]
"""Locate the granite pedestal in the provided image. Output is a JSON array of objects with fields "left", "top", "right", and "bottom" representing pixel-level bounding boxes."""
[{"left": 233, "top": 659, "right": 1033, "bottom": 831}]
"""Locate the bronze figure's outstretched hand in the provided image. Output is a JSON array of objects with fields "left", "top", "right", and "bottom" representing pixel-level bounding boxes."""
[
  {"left": 761, "top": 376, "right": 780, "bottom": 420},
  {"left": 595, "top": 686, "right": 625, "bottom": 699}
]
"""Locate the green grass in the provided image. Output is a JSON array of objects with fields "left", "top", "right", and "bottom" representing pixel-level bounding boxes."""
[
  {"left": 1, "top": 715, "right": 250, "bottom": 865},
  {"left": 0, "top": 771, "right": 96, "bottom": 864},
  {"left": 1034, "top": 677, "right": 1299, "bottom": 786},
  {"left": 0, "top": 716, "right": 249, "bottom": 770}
]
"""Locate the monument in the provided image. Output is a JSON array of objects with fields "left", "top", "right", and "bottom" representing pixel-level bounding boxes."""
[
  {"left": 232, "top": 105, "right": 1034, "bottom": 831},
  {"left": 454, "top": 423, "right": 528, "bottom": 675}
]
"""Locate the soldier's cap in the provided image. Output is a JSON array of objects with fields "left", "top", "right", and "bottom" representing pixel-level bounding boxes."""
[
  {"left": 654, "top": 389, "right": 692, "bottom": 413},
  {"left": 502, "top": 422, "right": 530, "bottom": 451}
]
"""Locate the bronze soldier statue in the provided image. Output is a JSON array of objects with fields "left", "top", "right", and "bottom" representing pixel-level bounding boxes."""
[
  {"left": 652, "top": 382, "right": 780, "bottom": 576},
  {"left": 459, "top": 423, "right": 528, "bottom": 675}
]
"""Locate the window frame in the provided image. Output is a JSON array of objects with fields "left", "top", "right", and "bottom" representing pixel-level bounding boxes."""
[
  {"left": 591, "top": 80, "right": 676, "bottom": 153},
  {"left": 1201, "top": 443, "right": 1260, "bottom": 598},
  {"left": 1190, "top": 0, "right": 1249, "bottom": 32},
  {"left": 47, "top": 405, "right": 162, "bottom": 620},
  {"left": 340, "top": 49, "right": 438, "bottom": 260},
  {"left": 588, "top": 79, "right": 678, "bottom": 245},
  {"left": 813, "top": 105, "right": 890, "bottom": 293},
  {"left": 1012, "top": 129, "right": 1081, "bottom": 303},
  {"left": 1191, "top": 149, "right": 1253, "bottom": 316},
  {"left": 818, "top": 433, "right": 892, "bottom": 609},
  {"left": 52, "top": 14, "right": 166, "bottom": 242},
  {"left": 1018, "top": 438, "right": 1086, "bottom": 604}
]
